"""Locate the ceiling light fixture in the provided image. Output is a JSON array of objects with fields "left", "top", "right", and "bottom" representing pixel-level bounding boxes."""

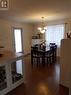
[{"left": 37, "top": 17, "right": 47, "bottom": 34}]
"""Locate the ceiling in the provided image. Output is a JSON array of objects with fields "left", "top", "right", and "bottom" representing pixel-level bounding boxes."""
[{"left": 0, "top": 0, "right": 71, "bottom": 23}]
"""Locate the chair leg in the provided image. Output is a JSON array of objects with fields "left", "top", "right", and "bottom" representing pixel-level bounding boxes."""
[
  {"left": 42, "top": 57, "right": 45, "bottom": 66},
  {"left": 47, "top": 57, "right": 49, "bottom": 65},
  {"left": 37, "top": 58, "right": 38, "bottom": 67},
  {"left": 49, "top": 57, "right": 51, "bottom": 64},
  {"left": 31, "top": 57, "right": 33, "bottom": 66},
  {"left": 48, "top": 57, "right": 52, "bottom": 65},
  {"left": 37, "top": 58, "right": 40, "bottom": 67}
]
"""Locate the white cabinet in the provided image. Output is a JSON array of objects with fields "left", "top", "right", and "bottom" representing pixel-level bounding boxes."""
[
  {"left": 60, "top": 39, "right": 71, "bottom": 95},
  {"left": 0, "top": 51, "right": 24, "bottom": 95}
]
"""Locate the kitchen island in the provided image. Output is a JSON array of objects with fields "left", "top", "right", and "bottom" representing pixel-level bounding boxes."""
[{"left": 0, "top": 50, "right": 24, "bottom": 95}]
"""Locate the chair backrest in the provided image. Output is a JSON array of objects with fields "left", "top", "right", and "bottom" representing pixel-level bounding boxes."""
[
  {"left": 31, "top": 46, "right": 39, "bottom": 56},
  {"left": 50, "top": 45, "right": 57, "bottom": 51},
  {"left": 31, "top": 46, "right": 44, "bottom": 57},
  {"left": 49, "top": 43, "right": 56, "bottom": 46},
  {"left": 31, "top": 46, "right": 38, "bottom": 50}
]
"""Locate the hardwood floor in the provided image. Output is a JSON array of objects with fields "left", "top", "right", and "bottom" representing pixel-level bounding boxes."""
[{"left": 6, "top": 55, "right": 69, "bottom": 95}]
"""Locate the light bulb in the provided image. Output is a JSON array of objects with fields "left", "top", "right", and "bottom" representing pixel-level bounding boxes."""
[
  {"left": 37, "top": 27, "right": 42, "bottom": 31},
  {"left": 40, "top": 29, "right": 45, "bottom": 34}
]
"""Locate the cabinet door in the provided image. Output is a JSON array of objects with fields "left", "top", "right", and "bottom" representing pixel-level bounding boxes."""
[
  {"left": 11, "top": 60, "right": 23, "bottom": 84},
  {"left": 0, "top": 66, "right": 7, "bottom": 91}
]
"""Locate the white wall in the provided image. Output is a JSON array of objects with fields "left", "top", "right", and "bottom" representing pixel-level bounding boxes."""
[
  {"left": 0, "top": 19, "right": 33, "bottom": 54},
  {"left": 22, "top": 23, "right": 34, "bottom": 54}
]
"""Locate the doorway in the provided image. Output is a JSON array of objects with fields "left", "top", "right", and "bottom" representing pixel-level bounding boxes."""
[{"left": 13, "top": 28, "right": 23, "bottom": 53}]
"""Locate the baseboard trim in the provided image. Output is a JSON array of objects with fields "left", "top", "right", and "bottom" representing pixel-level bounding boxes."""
[{"left": 24, "top": 53, "right": 31, "bottom": 57}]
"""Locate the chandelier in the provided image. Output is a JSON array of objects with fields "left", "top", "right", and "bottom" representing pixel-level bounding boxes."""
[{"left": 37, "top": 17, "right": 47, "bottom": 34}]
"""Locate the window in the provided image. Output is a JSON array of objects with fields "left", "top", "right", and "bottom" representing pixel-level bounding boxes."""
[{"left": 45, "top": 24, "right": 64, "bottom": 47}]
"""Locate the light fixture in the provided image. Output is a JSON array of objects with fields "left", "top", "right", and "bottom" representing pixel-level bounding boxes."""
[{"left": 37, "top": 17, "right": 47, "bottom": 34}]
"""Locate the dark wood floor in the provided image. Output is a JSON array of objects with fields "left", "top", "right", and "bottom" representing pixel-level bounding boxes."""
[{"left": 6, "top": 55, "right": 69, "bottom": 95}]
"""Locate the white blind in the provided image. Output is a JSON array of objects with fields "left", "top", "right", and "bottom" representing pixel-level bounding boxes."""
[{"left": 45, "top": 24, "right": 64, "bottom": 47}]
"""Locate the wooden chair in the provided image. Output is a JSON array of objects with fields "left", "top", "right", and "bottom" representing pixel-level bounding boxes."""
[
  {"left": 45, "top": 50, "right": 53, "bottom": 65},
  {"left": 31, "top": 47, "right": 42, "bottom": 67},
  {"left": 50, "top": 45, "right": 57, "bottom": 63}
]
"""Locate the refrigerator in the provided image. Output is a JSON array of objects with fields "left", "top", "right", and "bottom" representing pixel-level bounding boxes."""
[{"left": 60, "top": 39, "right": 71, "bottom": 95}]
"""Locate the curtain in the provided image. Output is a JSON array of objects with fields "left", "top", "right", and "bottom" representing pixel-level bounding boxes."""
[{"left": 45, "top": 24, "right": 65, "bottom": 47}]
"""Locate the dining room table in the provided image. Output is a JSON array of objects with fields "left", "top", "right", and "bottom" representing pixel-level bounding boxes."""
[{"left": 31, "top": 45, "right": 52, "bottom": 66}]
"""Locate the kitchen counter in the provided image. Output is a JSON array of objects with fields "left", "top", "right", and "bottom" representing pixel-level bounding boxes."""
[{"left": 0, "top": 50, "right": 24, "bottom": 65}]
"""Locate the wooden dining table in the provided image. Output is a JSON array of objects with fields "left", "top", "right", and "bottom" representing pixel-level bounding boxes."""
[{"left": 31, "top": 45, "right": 51, "bottom": 66}]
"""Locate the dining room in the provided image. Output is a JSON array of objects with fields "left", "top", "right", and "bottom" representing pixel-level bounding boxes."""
[
  {"left": 0, "top": 0, "right": 71, "bottom": 94},
  {"left": 0, "top": 18, "right": 70, "bottom": 95}
]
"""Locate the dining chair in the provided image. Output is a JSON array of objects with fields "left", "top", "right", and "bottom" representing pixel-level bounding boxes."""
[
  {"left": 31, "top": 47, "right": 42, "bottom": 67},
  {"left": 50, "top": 45, "right": 57, "bottom": 63},
  {"left": 45, "top": 50, "right": 53, "bottom": 65}
]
